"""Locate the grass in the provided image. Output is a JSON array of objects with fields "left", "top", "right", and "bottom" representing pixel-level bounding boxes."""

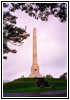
[
  {"left": 3, "top": 77, "right": 67, "bottom": 92},
  {"left": 46, "top": 78, "right": 67, "bottom": 87}
]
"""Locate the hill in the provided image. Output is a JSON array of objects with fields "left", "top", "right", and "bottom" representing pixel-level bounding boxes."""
[{"left": 3, "top": 77, "right": 67, "bottom": 92}]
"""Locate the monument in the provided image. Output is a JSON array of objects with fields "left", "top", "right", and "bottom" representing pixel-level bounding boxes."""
[{"left": 29, "top": 28, "right": 42, "bottom": 77}]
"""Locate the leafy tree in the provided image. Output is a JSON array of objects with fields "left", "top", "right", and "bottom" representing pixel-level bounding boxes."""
[
  {"left": 3, "top": 3, "right": 30, "bottom": 59},
  {"left": 46, "top": 74, "right": 53, "bottom": 78},
  {"left": 9, "top": 3, "right": 67, "bottom": 22},
  {"left": 21, "top": 75, "right": 24, "bottom": 78},
  {"left": 3, "top": 3, "right": 67, "bottom": 59},
  {"left": 59, "top": 73, "right": 67, "bottom": 80}
]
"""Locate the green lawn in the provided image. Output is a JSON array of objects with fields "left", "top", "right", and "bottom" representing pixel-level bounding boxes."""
[{"left": 3, "top": 78, "right": 67, "bottom": 92}]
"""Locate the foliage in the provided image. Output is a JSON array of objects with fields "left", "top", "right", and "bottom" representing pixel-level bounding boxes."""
[
  {"left": 59, "top": 73, "right": 67, "bottom": 80},
  {"left": 46, "top": 74, "right": 53, "bottom": 78},
  {"left": 3, "top": 3, "right": 30, "bottom": 59},
  {"left": 9, "top": 3, "right": 67, "bottom": 22},
  {"left": 34, "top": 78, "right": 50, "bottom": 87},
  {"left": 21, "top": 75, "right": 25, "bottom": 78}
]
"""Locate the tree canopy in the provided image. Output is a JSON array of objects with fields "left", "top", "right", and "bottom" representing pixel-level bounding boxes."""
[
  {"left": 3, "top": 3, "right": 67, "bottom": 59},
  {"left": 9, "top": 3, "right": 67, "bottom": 22},
  {"left": 3, "top": 3, "right": 30, "bottom": 59}
]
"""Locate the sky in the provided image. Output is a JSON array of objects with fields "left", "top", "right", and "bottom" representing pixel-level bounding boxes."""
[{"left": 3, "top": 6, "right": 67, "bottom": 81}]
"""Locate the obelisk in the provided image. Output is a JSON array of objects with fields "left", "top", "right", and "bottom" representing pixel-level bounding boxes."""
[
  {"left": 29, "top": 28, "right": 42, "bottom": 77},
  {"left": 33, "top": 27, "right": 37, "bottom": 65}
]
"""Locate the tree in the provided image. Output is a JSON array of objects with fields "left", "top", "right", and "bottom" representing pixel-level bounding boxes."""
[
  {"left": 59, "top": 73, "right": 67, "bottom": 80},
  {"left": 3, "top": 3, "right": 30, "bottom": 59},
  {"left": 3, "top": 3, "right": 67, "bottom": 59},
  {"left": 21, "top": 75, "right": 24, "bottom": 78},
  {"left": 46, "top": 74, "right": 53, "bottom": 78},
  {"left": 9, "top": 3, "right": 67, "bottom": 22}
]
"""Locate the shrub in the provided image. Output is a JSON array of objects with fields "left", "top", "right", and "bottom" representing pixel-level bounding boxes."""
[{"left": 40, "top": 84, "right": 44, "bottom": 88}]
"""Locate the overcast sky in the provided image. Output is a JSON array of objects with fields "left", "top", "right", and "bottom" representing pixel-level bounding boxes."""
[{"left": 3, "top": 5, "right": 67, "bottom": 81}]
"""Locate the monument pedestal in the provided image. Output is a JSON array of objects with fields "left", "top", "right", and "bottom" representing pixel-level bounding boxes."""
[{"left": 29, "top": 64, "right": 42, "bottom": 77}]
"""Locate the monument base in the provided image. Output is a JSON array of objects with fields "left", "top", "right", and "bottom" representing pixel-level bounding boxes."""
[
  {"left": 29, "top": 73, "right": 42, "bottom": 78},
  {"left": 29, "top": 64, "right": 42, "bottom": 78}
]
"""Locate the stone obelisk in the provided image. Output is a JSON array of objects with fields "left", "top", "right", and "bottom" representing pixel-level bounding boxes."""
[{"left": 29, "top": 28, "right": 42, "bottom": 77}]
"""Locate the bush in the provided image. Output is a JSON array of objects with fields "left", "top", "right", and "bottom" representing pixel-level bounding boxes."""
[
  {"left": 35, "top": 79, "right": 40, "bottom": 87},
  {"left": 60, "top": 73, "right": 67, "bottom": 80},
  {"left": 40, "top": 84, "right": 44, "bottom": 88},
  {"left": 46, "top": 74, "right": 53, "bottom": 78}
]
